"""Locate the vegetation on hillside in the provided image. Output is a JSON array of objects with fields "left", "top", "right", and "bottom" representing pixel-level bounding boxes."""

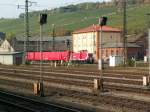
[{"left": 0, "top": 1, "right": 149, "bottom": 37}]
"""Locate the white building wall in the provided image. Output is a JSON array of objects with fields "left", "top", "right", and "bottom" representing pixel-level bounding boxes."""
[
  {"left": 0, "top": 55, "right": 13, "bottom": 65},
  {"left": 0, "top": 40, "right": 14, "bottom": 52},
  {"left": 109, "top": 56, "right": 123, "bottom": 67},
  {"left": 73, "top": 32, "right": 96, "bottom": 53}
]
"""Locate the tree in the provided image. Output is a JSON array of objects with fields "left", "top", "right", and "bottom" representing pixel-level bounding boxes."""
[
  {"left": 112, "top": 0, "right": 118, "bottom": 6},
  {"left": 6, "top": 32, "right": 16, "bottom": 40}
]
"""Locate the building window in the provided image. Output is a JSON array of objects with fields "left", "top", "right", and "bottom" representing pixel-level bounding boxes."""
[
  {"left": 111, "top": 50, "right": 114, "bottom": 56},
  {"left": 106, "top": 50, "right": 108, "bottom": 57},
  {"left": 83, "top": 36, "right": 86, "bottom": 39},
  {"left": 110, "top": 36, "right": 112, "bottom": 42},
  {"left": 116, "top": 50, "right": 119, "bottom": 55},
  {"left": 102, "top": 50, "right": 104, "bottom": 56}
]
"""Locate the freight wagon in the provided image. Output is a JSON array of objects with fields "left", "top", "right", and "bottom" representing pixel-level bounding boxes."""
[{"left": 26, "top": 51, "right": 89, "bottom": 62}]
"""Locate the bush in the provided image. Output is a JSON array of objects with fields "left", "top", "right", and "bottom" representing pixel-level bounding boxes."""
[
  {"left": 25, "top": 61, "right": 31, "bottom": 65},
  {"left": 127, "top": 59, "right": 135, "bottom": 67}
]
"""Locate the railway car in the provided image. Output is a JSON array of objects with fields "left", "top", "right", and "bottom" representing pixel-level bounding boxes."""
[{"left": 26, "top": 50, "right": 89, "bottom": 62}]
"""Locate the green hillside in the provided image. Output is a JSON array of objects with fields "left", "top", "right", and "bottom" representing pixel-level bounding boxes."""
[{"left": 0, "top": 3, "right": 150, "bottom": 37}]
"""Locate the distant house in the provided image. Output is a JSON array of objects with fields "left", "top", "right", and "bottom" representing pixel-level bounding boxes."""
[
  {"left": 0, "top": 39, "right": 23, "bottom": 65},
  {"left": 11, "top": 36, "right": 72, "bottom": 52},
  {"left": 0, "top": 40, "right": 14, "bottom": 52},
  {"left": 127, "top": 34, "right": 147, "bottom": 58},
  {"left": 72, "top": 24, "right": 143, "bottom": 61},
  {"left": 103, "top": 42, "right": 142, "bottom": 59}
]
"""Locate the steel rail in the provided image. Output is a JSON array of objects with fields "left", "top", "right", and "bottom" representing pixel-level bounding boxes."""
[{"left": 0, "top": 90, "right": 81, "bottom": 112}]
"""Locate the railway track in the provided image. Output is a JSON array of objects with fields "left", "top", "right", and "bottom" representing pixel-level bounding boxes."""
[
  {"left": 1, "top": 86, "right": 150, "bottom": 112},
  {"left": 0, "top": 65, "right": 147, "bottom": 79},
  {"left": 0, "top": 90, "right": 83, "bottom": 112},
  {"left": 0, "top": 65, "right": 149, "bottom": 94},
  {"left": 0, "top": 65, "right": 150, "bottom": 111},
  {"left": 0, "top": 64, "right": 148, "bottom": 74},
  {"left": 0, "top": 67, "right": 144, "bottom": 84},
  {"left": 67, "top": 91, "right": 150, "bottom": 112}
]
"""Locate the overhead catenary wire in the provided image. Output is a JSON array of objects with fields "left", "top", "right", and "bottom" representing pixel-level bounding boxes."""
[{"left": 0, "top": 4, "right": 17, "bottom": 6}]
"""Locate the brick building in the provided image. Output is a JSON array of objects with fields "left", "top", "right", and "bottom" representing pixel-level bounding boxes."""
[
  {"left": 72, "top": 25, "right": 143, "bottom": 61},
  {"left": 127, "top": 34, "right": 147, "bottom": 58}
]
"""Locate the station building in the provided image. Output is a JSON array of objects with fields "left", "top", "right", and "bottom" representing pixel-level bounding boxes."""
[{"left": 72, "top": 25, "right": 143, "bottom": 62}]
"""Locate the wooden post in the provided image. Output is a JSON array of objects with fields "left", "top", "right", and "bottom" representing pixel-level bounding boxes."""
[
  {"left": 94, "top": 79, "right": 100, "bottom": 90},
  {"left": 54, "top": 61, "right": 57, "bottom": 68},
  {"left": 33, "top": 83, "right": 39, "bottom": 95},
  {"left": 143, "top": 76, "right": 148, "bottom": 86}
]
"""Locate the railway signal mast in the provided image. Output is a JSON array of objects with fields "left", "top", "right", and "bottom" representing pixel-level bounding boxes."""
[
  {"left": 149, "top": 25, "right": 150, "bottom": 86},
  {"left": 98, "top": 16, "right": 107, "bottom": 91},
  {"left": 147, "top": 13, "right": 150, "bottom": 82},
  {"left": 39, "top": 13, "right": 48, "bottom": 97}
]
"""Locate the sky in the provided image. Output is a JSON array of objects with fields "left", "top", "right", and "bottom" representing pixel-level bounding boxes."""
[{"left": 0, "top": 0, "right": 111, "bottom": 18}]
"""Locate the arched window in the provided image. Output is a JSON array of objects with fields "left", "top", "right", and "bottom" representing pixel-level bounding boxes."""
[
  {"left": 116, "top": 50, "right": 119, "bottom": 55},
  {"left": 106, "top": 50, "right": 108, "bottom": 57},
  {"left": 102, "top": 50, "right": 104, "bottom": 56},
  {"left": 111, "top": 50, "right": 114, "bottom": 56},
  {"left": 110, "top": 35, "right": 112, "bottom": 42}
]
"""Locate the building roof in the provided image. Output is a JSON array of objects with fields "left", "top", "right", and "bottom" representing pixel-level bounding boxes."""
[
  {"left": 73, "top": 25, "right": 122, "bottom": 34},
  {"left": 9, "top": 36, "right": 72, "bottom": 52},
  {"left": 15, "top": 36, "right": 72, "bottom": 41},
  {"left": 127, "top": 34, "right": 147, "bottom": 43},
  {"left": 0, "top": 52, "right": 23, "bottom": 55},
  {"left": 103, "top": 43, "right": 141, "bottom": 48}
]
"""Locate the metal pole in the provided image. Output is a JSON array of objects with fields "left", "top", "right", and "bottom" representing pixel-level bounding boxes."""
[
  {"left": 123, "top": 0, "right": 127, "bottom": 66},
  {"left": 23, "top": 0, "right": 30, "bottom": 64},
  {"left": 147, "top": 13, "right": 150, "bottom": 82},
  {"left": 99, "top": 26, "right": 103, "bottom": 91},
  {"left": 39, "top": 24, "right": 44, "bottom": 97},
  {"left": 25, "top": 0, "right": 29, "bottom": 47},
  {"left": 93, "top": 24, "right": 95, "bottom": 54},
  {"left": 99, "top": 27, "right": 103, "bottom": 70},
  {"left": 148, "top": 29, "right": 150, "bottom": 84},
  {"left": 52, "top": 24, "right": 55, "bottom": 51},
  {"left": 37, "top": 40, "right": 38, "bottom": 51}
]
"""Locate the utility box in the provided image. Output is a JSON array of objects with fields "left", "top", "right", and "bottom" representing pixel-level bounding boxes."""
[
  {"left": 109, "top": 56, "right": 123, "bottom": 67},
  {"left": 144, "top": 56, "right": 148, "bottom": 63}
]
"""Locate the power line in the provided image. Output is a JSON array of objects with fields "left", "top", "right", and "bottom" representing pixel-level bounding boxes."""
[
  {"left": 0, "top": 4, "right": 17, "bottom": 6},
  {"left": 25, "top": 0, "right": 29, "bottom": 56},
  {"left": 18, "top": 0, "right": 37, "bottom": 64}
]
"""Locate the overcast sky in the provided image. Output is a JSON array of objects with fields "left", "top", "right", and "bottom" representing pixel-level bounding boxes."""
[{"left": 0, "top": 0, "right": 111, "bottom": 18}]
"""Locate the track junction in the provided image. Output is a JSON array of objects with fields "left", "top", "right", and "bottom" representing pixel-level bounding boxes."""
[{"left": 0, "top": 64, "right": 150, "bottom": 112}]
